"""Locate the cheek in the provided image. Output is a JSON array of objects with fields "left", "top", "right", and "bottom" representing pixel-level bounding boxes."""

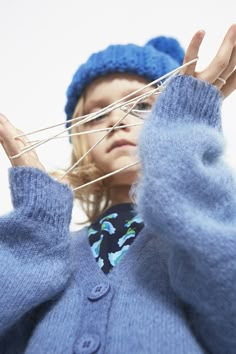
[
  {"left": 86, "top": 133, "right": 107, "bottom": 166},
  {"left": 86, "top": 132, "right": 107, "bottom": 151},
  {"left": 86, "top": 133, "right": 96, "bottom": 150},
  {"left": 130, "top": 125, "right": 143, "bottom": 144}
]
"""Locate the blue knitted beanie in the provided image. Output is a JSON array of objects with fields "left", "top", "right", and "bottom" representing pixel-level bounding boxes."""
[{"left": 65, "top": 36, "right": 184, "bottom": 127}]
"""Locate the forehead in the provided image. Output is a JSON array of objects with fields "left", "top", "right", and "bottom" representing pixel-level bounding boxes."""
[{"left": 84, "top": 73, "right": 152, "bottom": 108}]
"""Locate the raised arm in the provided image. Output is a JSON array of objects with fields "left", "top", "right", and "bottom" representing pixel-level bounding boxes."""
[
  {"left": 137, "top": 25, "right": 236, "bottom": 354},
  {"left": 0, "top": 116, "right": 73, "bottom": 335}
]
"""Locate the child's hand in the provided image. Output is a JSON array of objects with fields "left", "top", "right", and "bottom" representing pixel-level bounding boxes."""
[
  {"left": 0, "top": 113, "right": 46, "bottom": 171},
  {"left": 181, "top": 24, "right": 236, "bottom": 98}
]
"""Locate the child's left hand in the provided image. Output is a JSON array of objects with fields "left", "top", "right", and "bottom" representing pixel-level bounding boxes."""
[{"left": 180, "top": 24, "right": 236, "bottom": 99}]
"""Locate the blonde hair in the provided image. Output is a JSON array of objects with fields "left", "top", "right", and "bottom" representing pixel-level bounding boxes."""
[{"left": 63, "top": 95, "right": 112, "bottom": 224}]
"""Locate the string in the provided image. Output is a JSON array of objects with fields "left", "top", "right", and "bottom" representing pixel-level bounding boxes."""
[{"left": 9, "top": 58, "right": 199, "bottom": 191}]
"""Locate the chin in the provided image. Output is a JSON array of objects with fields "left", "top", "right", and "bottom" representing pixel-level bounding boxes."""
[
  {"left": 110, "top": 164, "right": 140, "bottom": 186},
  {"left": 111, "top": 155, "right": 139, "bottom": 171}
]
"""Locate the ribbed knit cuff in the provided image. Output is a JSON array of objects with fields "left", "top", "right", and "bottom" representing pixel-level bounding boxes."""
[
  {"left": 152, "top": 75, "right": 222, "bottom": 129},
  {"left": 9, "top": 167, "right": 74, "bottom": 231}
]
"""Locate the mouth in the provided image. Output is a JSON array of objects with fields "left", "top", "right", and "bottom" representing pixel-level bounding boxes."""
[{"left": 107, "top": 139, "right": 136, "bottom": 153}]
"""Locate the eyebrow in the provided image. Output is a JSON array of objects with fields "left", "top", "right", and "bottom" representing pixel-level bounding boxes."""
[
  {"left": 122, "top": 86, "right": 155, "bottom": 99},
  {"left": 84, "top": 98, "right": 108, "bottom": 114}
]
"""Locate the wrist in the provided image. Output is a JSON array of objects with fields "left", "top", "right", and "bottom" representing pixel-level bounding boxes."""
[
  {"left": 9, "top": 167, "right": 74, "bottom": 231},
  {"left": 152, "top": 75, "right": 222, "bottom": 129}
]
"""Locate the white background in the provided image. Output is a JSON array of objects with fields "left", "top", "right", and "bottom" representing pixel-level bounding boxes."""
[{"left": 0, "top": 0, "right": 235, "bottom": 227}]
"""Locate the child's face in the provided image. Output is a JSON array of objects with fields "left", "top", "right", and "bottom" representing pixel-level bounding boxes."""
[{"left": 83, "top": 73, "right": 156, "bottom": 187}]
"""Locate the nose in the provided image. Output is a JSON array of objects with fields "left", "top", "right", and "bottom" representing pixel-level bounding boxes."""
[{"left": 107, "top": 107, "right": 132, "bottom": 133}]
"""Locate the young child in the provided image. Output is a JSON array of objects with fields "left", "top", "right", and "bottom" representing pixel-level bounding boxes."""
[{"left": 0, "top": 25, "right": 235, "bottom": 354}]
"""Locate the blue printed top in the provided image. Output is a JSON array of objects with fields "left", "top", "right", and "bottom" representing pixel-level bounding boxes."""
[{"left": 88, "top": 203, "right": 144, "bottom": 273}]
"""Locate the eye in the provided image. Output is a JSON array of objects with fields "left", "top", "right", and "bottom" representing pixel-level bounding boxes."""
[
  {"left": 86, "top": 113, "right": 107, "bottom": 125},
  {"left": 93, "top": 114, "right": 106, "bottom": 122},
  {"left": 133, "top": 102, "right": 152, "bottom": 112},
  {"left": 131, "top": 101, "right": 152, "bottom": 119}
]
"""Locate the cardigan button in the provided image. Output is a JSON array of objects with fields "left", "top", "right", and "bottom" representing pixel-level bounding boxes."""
[
  {"left": 74, "top": 333, "right": 100, "bottom": 354},
  {"left": 88, "top": 282, "right": 110, "bottom": 301}
]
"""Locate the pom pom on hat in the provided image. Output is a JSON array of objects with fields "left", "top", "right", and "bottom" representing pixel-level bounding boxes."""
[
  {"left": 146, "top": 36, "right": 185, "bottom": 65},
  {"left": 65, "top": 35, "right": 185, "bottom": 127}
]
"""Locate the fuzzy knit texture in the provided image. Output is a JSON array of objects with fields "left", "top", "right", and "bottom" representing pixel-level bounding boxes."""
[{"left": 1, "top": 75, "right": 236, "bottom": 354}]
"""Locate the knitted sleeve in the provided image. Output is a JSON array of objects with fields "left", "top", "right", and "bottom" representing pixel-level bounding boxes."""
[
  {"left": 137, "top": 75, "right": 236, "bottom": 354},
  {"left": 0, "top": 167, "right": 73, "bottom": 335}
]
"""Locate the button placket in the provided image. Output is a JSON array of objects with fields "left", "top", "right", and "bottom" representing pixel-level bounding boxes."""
[{"left": 74, "top": 282, "right": 112, "bottom": 353}]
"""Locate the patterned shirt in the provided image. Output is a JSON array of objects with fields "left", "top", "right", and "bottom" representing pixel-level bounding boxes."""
[{"left": 88, "top": 203, "right": 144, "bottom": 274}]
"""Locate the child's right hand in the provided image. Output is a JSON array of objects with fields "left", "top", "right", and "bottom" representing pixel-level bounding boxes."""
[{"left": 0, "top": 113, "right": 46, "bottom": 171}]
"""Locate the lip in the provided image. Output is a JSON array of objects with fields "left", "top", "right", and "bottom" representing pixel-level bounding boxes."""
[{"left": 107, "top": 139, "right": 136, "bottom": 153}]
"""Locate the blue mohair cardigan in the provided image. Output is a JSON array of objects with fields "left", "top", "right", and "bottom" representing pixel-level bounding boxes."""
[{"left": 0, "top": 76, "right": 236, "bottom": 354}]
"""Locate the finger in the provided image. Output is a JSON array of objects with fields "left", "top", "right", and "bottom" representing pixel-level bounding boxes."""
[
  {"left": 0, "top": 113, "right": 10, "bottom": 141},
  {"left": 0, "top": 120, "right": 25, "bottom": 158},
  {"left": 0, "top": 115, "right": 20, "bottom": 151},
  {"left": 221, "top": 68, "right": 236, "bottom": 98},
  {"left": 0, "top": 114, "right": 45, "bottom": 170},
  {"left": 213, "top": 45, "right": 236, "bottom": 89},
  {"left": 181, "top": 30, "right": 205, "bottom": 76},
  {"left": 200, "top": 24, "right": 236, "bottom": 83}
]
